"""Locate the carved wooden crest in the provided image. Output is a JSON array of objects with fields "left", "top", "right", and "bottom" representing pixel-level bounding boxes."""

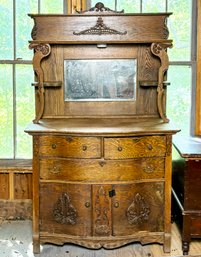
[
  {"left": 53, "top": 192, "right": 77, "bottom": 225},
  {"left": 76, "top": 2, "right": 124, "bottom": 14},
  {"left": 94, "top": 186, "right": 111, "bottom": 235},
  {"left": 73, "top": 17, "right": 127, "bottom": 36},
  {"left": 126, "top": 193, "right": 150, "bottom": 225}
]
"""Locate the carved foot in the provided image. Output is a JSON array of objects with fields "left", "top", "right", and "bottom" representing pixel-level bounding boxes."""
[
  {"left": 182, "top": 241, "right": 189, "bottom": 255},
  {"left": 163, "top": 233, "right": 171, "bottom": 253},
  {"left": 33, "top": 234, "right": 40, "bottom": 253},
  {"left": 33, "top": 241, "right": 40, "bottom": 254}
]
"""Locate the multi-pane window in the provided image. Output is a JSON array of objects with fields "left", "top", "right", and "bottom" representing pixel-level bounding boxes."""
[
  {"left": 0, "top": 0, "right": 195, "bottom": 159},
  {"left": 90, "top": 0, "right": 195, "bottom": 135},
  {"left": 0, "top": 0, "right": 64, "bottom": 159}
]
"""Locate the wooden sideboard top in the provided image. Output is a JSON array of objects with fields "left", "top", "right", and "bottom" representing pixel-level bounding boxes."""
[
  {"left": 173, "top": 136, "right": 201, "bottom": 158},
  {"left": 25, "top": 118, "right": 179, "bottom": 136}
]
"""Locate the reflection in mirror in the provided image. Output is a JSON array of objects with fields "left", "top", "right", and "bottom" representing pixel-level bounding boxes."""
[{"left": 64, "top": 59, "right": 137, "bottom": 101}]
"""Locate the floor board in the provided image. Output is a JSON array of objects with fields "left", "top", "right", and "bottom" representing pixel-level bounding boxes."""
[{"left": 0, "top": 220, "right": 201, "bottom": 257}]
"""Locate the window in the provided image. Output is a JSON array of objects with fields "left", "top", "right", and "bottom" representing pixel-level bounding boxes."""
[
  {"left": 0, "top": 0, "right": 64, "bottom": 159},
  {"left": 90, "top": 0, "right": 196, "bottom": 135}
]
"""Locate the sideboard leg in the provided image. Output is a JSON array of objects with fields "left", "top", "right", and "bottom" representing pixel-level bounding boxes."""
[
  {"left": 182, "top": 241, "right": 189, "bottom": 255},
  {"left": 163, "top": 233, "right": 171, "bottom": 253},
  {"left": 33, "top": 235, "right": 40, "bottom": 254}
]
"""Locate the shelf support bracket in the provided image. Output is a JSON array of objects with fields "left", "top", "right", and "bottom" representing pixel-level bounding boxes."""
[
  {"left": 151, "top": 42, "right": 172, "bottom": 123},
  {"left": 29, "top": 43, "right": 51, "bottom": 123}
]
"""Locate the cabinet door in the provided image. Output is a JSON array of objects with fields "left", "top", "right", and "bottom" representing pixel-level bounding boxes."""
[
  {"left": 40, "top": 183, "right": 92, "bottom": 236},
  {"left": 112, "top": 182, "right": 164, "bottom": 236}
]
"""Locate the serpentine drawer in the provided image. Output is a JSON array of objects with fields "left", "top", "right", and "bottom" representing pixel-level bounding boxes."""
[{"left": 104, "top": 136, "right": 166, "bottom": 159}]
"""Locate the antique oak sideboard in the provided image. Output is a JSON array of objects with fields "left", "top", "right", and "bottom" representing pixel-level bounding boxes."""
[{"left": 25, "top": 3, "right": 179, "bottom": 253}]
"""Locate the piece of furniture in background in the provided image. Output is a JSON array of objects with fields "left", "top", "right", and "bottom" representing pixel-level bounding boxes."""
[
  {"left": 0, "top": 160, "right": 32, "bottom": 220},
  {"left": 172, "top": 136, "right": 201, "bottom": 255},
  {"left": 25, "top": 2, "right": 179, "bottom": 254}
]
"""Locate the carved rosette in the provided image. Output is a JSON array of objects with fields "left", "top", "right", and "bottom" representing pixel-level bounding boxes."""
[
  {"left": 94, "top": 186, "right": 111, "bottom": 236},
  {"left": 53, "top": 192, "right": 77, "bottom": 225},
  {"left": 126, "top": 193, "right": 150, "bottom": 225},
  {"left": 151, "top": 42, "right": 173, "bottom": 123},
  {"left": 77, "top": 2, "right": 124, "bottom": 14},
  {"left": 73, "top": 17, "right": 127, "bottom": 36},
  {"left": 29, "top": 43, "right": 51, "bottom": 123}
]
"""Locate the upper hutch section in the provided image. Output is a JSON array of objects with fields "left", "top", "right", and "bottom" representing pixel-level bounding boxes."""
[
  {"left": 29, "top": 2, "right": 172, "bottom": 124},
  {"left": 29, "top": 6, "right": 171, "bottom": 44}
]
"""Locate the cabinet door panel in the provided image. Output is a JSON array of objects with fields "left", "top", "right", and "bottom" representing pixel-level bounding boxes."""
[
  {"left": 40, "top": 183, "right": 92, "bottom": 236},
  {"left": 112, "top": 182, "right": 164, "bottom": 236}
]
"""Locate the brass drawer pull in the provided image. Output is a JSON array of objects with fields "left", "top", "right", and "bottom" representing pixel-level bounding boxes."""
[
  {"left": 147, "top": 144, "right": 153, "bottom": 150},
  {"left": 49, "top": 166, "right": 61, "bottom": 174},
  {"left": 133, "top": 138, "right": 140, "bottom": 143},
  {"left": 85, "top": 202, "right": 90, "bottom": 208},
  {"left": 114, "top": 201, "right": 119, "bottom": 208},
  {"left": 66, "top": 136, "right": 73, "bottom": 142},
  {"left": 118, "top": 146, "right": 123, "bottom": 151},
  {"left": 99, "top": 161, "right": 106, "bottom": 167},
  {"left": 52, "top": 144, "right": 57, "bottom": 149},
  {"left": 143, "top": 165, "right": 154, "bottom": 173},
  {"left": 82, "top": 145, "right": 87, "bottom": 151}
]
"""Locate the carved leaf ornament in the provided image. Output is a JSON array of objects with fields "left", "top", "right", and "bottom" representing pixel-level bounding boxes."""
[
  {"left": 73, "top": 17, "right": 127, "bottom": 36},
  {"left": 53, "top": 192, "right": 77, "bottom": 225},
  {"left": 126, "top": 193, "right": 150, "bottom": 225}
]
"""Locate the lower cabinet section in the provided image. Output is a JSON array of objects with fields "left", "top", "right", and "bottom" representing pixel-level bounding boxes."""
[{"left": 39, "top": 182, "right": 164, "bottom": 239}]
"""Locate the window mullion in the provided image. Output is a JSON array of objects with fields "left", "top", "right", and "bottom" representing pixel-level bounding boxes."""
[{"left": 13, "top": 0, "right": 17, "bottom": 158}]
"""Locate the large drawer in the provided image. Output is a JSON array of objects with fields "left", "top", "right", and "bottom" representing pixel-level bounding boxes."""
[
  {"left": 104, "top": 136, "right": 166, "bottom": 159},
  {"left": 39, "top": 136, "right": 101, "bottom": 158},
  {"left": 39, "top": 157, "right": 165, "bottom": 181}
]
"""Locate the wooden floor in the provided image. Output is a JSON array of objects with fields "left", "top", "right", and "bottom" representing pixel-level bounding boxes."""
[{"left": 0, "top": 220, "right": 201, "bottom": 257}]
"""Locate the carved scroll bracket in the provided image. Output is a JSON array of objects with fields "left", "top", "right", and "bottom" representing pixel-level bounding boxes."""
[
  {"left": 151, "top": 42, "right": 173, "bottom": 123},
  {"left": 29, "top": 43, "right": 51, "bottom": 124}
]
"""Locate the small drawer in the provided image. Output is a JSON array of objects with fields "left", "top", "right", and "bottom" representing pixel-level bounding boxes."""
[
  {"left": 39, "top": 136, "right": 101, "bottom": 158},
  {"left": 104, "top": 136, "right": 166, "bottom": 159},
  {"left": 40, "top": 157, "right": 165, "bottom": 181}
]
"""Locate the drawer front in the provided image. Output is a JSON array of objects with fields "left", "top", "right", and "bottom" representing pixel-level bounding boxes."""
[
  {"left": 39, "top": 136, "right": 101, "bottom": 158},
  {"left": 104, "top": 136, "right": 166, "bottom": 159},
  {"left": 40, "top": 157, "right": 165, "bottom": 181},
  {"left": 190, "top": 216, "right": 201, "bottom": 236}
]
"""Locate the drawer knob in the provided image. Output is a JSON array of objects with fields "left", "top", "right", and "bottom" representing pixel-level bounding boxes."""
[
  {"left": 85, "top": 202, "right": 90, "bottom": 208},
  {"left": 82, "top": 145, "right": 87, "bottom": 151},
  {"left": 50, "top": 166, "right": 61, "bottom": 174},
  {"left": 114, "top": 201, "right": 119, "bottom": 208},
  {"left": 52, "top": 144, "right": 57, "bottom": 149},
  {"left": 147, "top": 144, "right": 153, "bottom": 150},
  {"left": 118, "top": 146, "right": 123, "bottom": 151}
]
